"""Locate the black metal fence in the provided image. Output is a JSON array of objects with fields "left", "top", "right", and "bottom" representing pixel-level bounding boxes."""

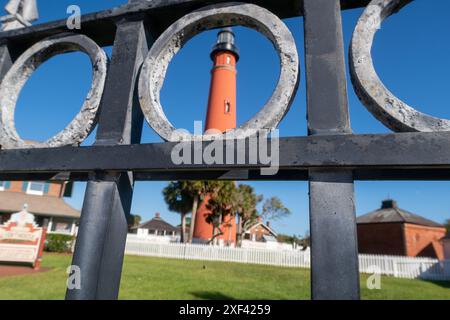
[{"left": 0, "top": 0, "right": 444, "bottom": 300}]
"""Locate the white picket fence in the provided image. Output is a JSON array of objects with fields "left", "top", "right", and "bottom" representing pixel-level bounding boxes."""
[
  {"left": 124, "top": 239, "right": 450, "bottom": 281},
  {"left": 125, "top": 239, "right": 310, "bottom": 268},
  {"left": 359, "top": 254, "right": 450, "bottom": 281}
]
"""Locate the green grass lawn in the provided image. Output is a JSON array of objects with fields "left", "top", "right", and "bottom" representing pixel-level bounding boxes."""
[{"left": 0, "top": 253, "right": 448, "bottom": 300}]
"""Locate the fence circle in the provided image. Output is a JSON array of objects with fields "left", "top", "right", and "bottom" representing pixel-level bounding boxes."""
[
  {"left": 350, "top": 0, "right": 450, "bottom": 132},
  {"left": 138, "top": 2, "right": 299, "bottom": 141},
  {"left": 0, "top": 33, "right": 108, "bottom": 149}
]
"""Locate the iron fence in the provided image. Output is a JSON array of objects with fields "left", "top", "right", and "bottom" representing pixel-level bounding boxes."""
[{"left": 0, "top": 0, "right": 444, "bottom": 300}]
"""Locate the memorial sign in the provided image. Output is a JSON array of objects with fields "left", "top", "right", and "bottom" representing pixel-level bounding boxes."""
[{"left": 0, "top": 206, "right": 46, "bottom": 269}]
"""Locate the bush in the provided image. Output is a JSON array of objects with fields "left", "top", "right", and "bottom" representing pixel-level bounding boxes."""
[{"left": 45, "top": 234, "right": 75, "bottom": 253}]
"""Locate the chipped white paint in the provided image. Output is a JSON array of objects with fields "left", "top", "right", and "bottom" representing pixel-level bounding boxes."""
[
  {"left": 0, "top": 33, "right": 108, "bottom": 149},
  {"left": 350, "top": 0, "right": 450, "bottom": 132},
  {"left": 138, "top": 2, "right": 300, "bottom": 142}
]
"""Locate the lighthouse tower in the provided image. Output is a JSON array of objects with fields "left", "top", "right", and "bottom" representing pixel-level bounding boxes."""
[{"left": 193, "top": 28, "right": 239, "bottom": 245}]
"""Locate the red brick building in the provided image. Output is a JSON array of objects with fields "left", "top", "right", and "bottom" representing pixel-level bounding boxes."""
[
  {"left": 357, "top": 200, "right": 446, "bottom": 259},
  {"left": 243, "top": 218, "right": 277, "bottom": 242}
]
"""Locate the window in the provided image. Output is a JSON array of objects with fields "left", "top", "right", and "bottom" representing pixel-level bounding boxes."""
[
  {"left": 0, "top": 181, "right": 5, "bottom": 191},
  {"left": 27, "top": 182, "right": 46, "bottom": 195},
  {"left": 51, "top": 218, "right": 72, "bottom": 233},
  {"left": 225, "top": 100, "right": 231, "bottom": 113},
  {"left": 137, "top": 228, "right": 149, "bottom": 236},
  {"left": 226, "top": 56, "right": 231, "bottom": 64}
]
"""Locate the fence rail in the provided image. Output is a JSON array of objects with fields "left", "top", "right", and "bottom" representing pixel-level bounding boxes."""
[{"left": 125, "top": 239, "right": 450, "bottom": 281}]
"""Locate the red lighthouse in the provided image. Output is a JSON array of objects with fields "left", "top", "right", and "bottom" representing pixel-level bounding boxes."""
[{"left": 192, "top": 28, "right": 239, "bottom": 245}]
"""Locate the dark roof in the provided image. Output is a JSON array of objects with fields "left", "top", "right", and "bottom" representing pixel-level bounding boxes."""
[
  {"left": 357, "top": 200, "right": 444, "bottom": 228},
  {"left": 133, "top": 214, "right": 179, "bottom": 233},
  {"left": 0, "top": 191, "right": 80, "bottom": 218}
]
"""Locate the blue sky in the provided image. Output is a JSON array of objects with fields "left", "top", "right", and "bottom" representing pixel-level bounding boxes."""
[{"left": 3, "top": 0, "right": 450, "bottom": 236}]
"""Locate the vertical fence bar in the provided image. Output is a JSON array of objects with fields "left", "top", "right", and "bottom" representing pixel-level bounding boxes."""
[
  {"left": 302, "top": 0, "right": 360, "bottom": 299},
  {"left": 66, "top": 19, "right": 151, "bottom": 300},
  {"left": 308, "top": 170, "right": 359, "bottom": 299}
]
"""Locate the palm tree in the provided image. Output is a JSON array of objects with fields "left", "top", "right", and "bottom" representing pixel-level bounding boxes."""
[
  {"left": 184, "top": 181, "right": 223, "bottom": 243},
  {"left": 183, "top": 181, "right": 208, "bottom": 243},
  {"left": 184, "top": 181, "right": 203, "bottom": 243},
  {"left": 162, "top": 181, "right": 192, "bottom": 243},
  {"left": 205, "top": 182, "right": 237, "bottom": 245}
]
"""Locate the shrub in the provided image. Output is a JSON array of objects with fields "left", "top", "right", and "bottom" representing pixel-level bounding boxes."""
[{"left": 45, "top": 234, "right": 75, "bottom": 253}]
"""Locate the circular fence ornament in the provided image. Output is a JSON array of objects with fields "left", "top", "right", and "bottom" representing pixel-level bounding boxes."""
[
  {"left": 0, "top": 33, "right": 108, "bottom": 149},
  {"left": 138, "top": 2, "right": 300, "bottom": 141},
  {"left": 350, "top": 0, "right": 450, "bottom": 132}
]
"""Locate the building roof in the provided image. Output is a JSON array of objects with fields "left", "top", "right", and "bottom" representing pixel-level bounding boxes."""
[
  {"left": 133, "top": 213, "right": 179, "bottom": 233},
  {"left": 0, "top": 191, "right": 80, "bottom": 219},
  {"left": 357, "top": 200, "right": 443, "bottom": 228},
  {"left": 262, "top": 235, "right": 278, "bottom": 242},
  {"left": 245, "top": 221, "right": 278, "bottom": 237}
]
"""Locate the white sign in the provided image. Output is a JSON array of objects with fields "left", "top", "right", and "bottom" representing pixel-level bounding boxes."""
[{"left": 0, "top": 207, "right": 46, "bottom": 267}]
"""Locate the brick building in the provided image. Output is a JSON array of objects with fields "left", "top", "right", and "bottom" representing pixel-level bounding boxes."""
[
  {"left": 357, "top": 200, "right": 446, "bottom": 259},
  {"left": 0, "top": 181, "right": 80, "bottom": 235},
  {"left": 243, "top": 218, "right": 277, "bottom": 243}
]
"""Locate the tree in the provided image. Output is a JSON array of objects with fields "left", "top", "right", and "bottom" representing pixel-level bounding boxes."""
[
  {"left": 204, "top": 185, "right": 291, "bottom": 247},
  {"left": 260, "top": 197, "right": 291, "bottom": 221},
  {"left": 205, "top": 182, "right": 237, "bottom": 245},
  {"left": 166, "top": 181, "right": 291, "bottom": 246},
  {"left": 277, "top": 234, "right": 298, "bottom": 244},
  {"left": 234, "top": 184, "right": 262, "bottom": 246},
  {"left": 277, "top": 233, "right": 309, "bottom": 249},
  {"left": 184, "top": 181, "right": 223, "bottom": 243},
  {"left": 133, "top": 214, "right": 142, "bottom": 226},
  {"left": 299, "top": 230, "right": 310, "bottom": 249},
  {"left": 162, "top": 181, "right": 193, "bottom": 243},
  {"left": 444, "top": 219, "right": 450, "bottom": 235},
  {"left": 127, "top": 213, "right": 142, "bottom": 231},
  {"left": 182, "top": 181, "right": 204, "bottom": 243}
]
